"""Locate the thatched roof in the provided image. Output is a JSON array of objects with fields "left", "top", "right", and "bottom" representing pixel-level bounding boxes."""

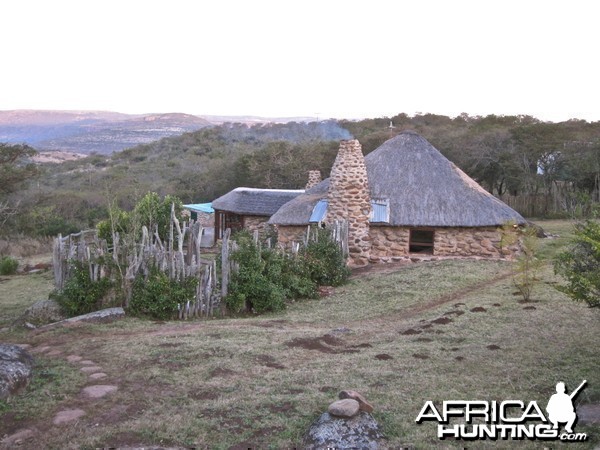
[
  {"left": 211, "top": 187, "right": 304, "bottom": 216},
  {"left": 269, "top": 131, "right": 526, "bottom": 227}
]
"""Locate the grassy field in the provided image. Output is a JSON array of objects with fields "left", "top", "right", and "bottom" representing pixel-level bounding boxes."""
[{"left": 0, "top": 220, "right": 598, "bottom": 449}]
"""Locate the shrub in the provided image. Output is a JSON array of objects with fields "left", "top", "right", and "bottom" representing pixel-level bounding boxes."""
[
  {"left": 225, "top": 227, "right": 348, "bottom": 315},
  {"left": 129, "top": 268, "right": 198, "bottom": 319},
  {"left": 52, "top": 261, "right": 113, "bottom": 317},
  {"left": 0, "top": 255, "right": 19, "bottom": 275},
  {"left": 301, "top": 227, "right": 351, "bottom": 287},
  {"left": 225, "top": 234, "right": 286, "bottom": 314},
  {"left": 554, "top": 220, "right": 600, "bottom": 307},
  {"left": 513, "top": 226, "right": 542, "bottom": 302}
]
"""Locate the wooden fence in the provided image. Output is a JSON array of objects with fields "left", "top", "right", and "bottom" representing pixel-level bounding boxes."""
[
  {"left": 54, "top": 213, "right": 350, "bottom": 320},
  {"left": 53, "top": 206, "right": 219, "bottom": 318}
]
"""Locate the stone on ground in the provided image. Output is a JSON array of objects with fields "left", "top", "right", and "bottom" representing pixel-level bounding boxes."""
[
  {"left": 66, "top": 355, "right": 83, "bottom": 363},
  {"left": 303, "top": 411, "right": 385, "bottom": 450},
  {"left": 89, "top": 372, "right": 107, "bottom": 380},
  {"left": 0, "top": 344, "right": 34, "bottom": 400},
  {"left": 0, "top": 428, "right": 36, "bottom": 446},
  {"left": 53, "top": 408, "right": 86, "bottom": 425},
  {"left": 40, "top": 307, "right": 125, "bottom": 330},
  {"left": 82, "top": 384, "right": 118, "bottom": 398},
  {"left": 328, "top": 399, "right": 360, "bottom": 418},
  {"left": 80, "top": 366, "right": 103, "bottom": 373},
  {"left": 339, "top": 390, "right": 375, "bottom": 413}
]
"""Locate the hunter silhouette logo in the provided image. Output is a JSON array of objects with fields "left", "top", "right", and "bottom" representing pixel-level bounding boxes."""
[
  {"left": 416, "top": 380, "right": 588, "bottom": 442},
  {"left": 546, "top": 380, "right": 586, "bottom": 434}
]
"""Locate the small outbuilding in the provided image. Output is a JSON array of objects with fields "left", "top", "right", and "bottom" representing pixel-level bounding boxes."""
[
  {"left": 211, "top": 187, "right": 304, "bottom": 243},
  {"left": 269, "top": 131, "right": 526, "bottom": 266}
]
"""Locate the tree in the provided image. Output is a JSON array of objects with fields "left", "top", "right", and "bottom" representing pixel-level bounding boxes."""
[
  {"left": 0, "top": 143, "right": 38, "bottom": 196},
  {"left": 554, "top": 220, "right": 600, "bottom": 307}
]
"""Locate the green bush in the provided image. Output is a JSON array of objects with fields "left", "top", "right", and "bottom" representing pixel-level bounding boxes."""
[
  {"left": 226, "top": 235, "right": 286, "bottom": 314},
  {"left": 52, "top": 261, "right": 113, "bottom": 317},
  {"left": 301, "top": 227, "right": 351, "bottom": 286},
  {"left": 225, "top": 227, "right": 348, "bottom": 315},
  {"left": 0, "top": 256, "right": 19, "bottom": 275},
  {"left": 129, "top": 268, "right": 198, "bottom": 319},
  {"left": 554, "top": 219, "right": 600, "bottom": 307}
]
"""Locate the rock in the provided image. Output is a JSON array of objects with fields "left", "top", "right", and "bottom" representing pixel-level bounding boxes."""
[
  {"left": 303, "top": 411, "right": 385, "bottom": 450},
  {"left": 37, "top": 307, "right": 125, "bottom": 331},
  {"left": 89, "top": 372, "right": 107, "bottom": 380},
  {"left": 0, "top": 428, "right": 36, "bottom": 446},
  {"left": 339, "top": 390, "right": 374, "bottom": 413},
  {"left": 0, "top": 344, "right": 34, "bottom": 400},
  {"left": 16, "top": 299, "right": 65, "bottom": 327},
  {"left": 53, "top": 408, "right": 86, "bottom": 425},
  {"left": 24, "top": 322, "right": 37, "bottom": 330},
  {"left": 328, "top": 399, "right": 360, "bottom": 418},
  {"left": 82, "top": 384, "right": 118, "bottom": 398}
]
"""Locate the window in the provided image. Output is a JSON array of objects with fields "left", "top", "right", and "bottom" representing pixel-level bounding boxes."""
[{"left": 409, "top": 229, "right": 434, "bottom": 254}]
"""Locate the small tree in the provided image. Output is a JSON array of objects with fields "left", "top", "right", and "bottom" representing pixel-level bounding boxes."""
[
  {"left": 513, "top": 227, "right": 542, "bottom": 301},
  {"left": 501, "top": 223, "right": 541, "bottom": 301},
  {"left": 554, "top": 220, "right": 600, "bottom": 307}
]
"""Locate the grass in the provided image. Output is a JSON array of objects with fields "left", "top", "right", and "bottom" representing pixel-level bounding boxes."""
[
  {"left": 0, "top": 271, "right": 54, "bottom": 329},
  {"left": 0, "top": 219, "right": 598, "bottom": 449}
]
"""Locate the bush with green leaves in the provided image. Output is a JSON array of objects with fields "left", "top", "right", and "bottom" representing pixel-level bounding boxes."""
[
  {"left": 0, "top": 255, "right": 19, "bottom": 275},
  {"left": 52, "top": 261, "right": 114, "bottom": 317},
  {"left": 225, "top": 227, "right": 347, "bottom": 314},
  {"left": 554, "top": 219, "right": 600, "bottom": 307},
  {"left": 300, "top": 227, "right": 351, "bottom": 287},
  {"left": 225, "top": 234, "right": 287, "bottom": 314},
  {"left": 129, "top": 268, "right": 198, "bottom": 319}
]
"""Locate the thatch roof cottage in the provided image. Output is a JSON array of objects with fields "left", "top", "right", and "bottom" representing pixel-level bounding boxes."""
[
  {"left": 211, "top": 187, "right": 304, "bottom": 243},
  {"left": 269, "top": 131, "right": 526, "bottom": 266}
]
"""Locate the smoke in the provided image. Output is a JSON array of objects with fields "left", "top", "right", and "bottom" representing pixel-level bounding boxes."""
[{"left": 315, "top": 120, "right": 353, "bottom": 140}]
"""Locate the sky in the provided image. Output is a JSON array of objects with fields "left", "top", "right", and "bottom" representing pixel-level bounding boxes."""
[{"left": 1, "top": 0, "right": 599, "bottom": 122}]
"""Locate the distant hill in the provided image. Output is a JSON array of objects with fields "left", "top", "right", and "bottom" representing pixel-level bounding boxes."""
[{"left": 0, "top": 110, "right": 213, "bottom": 155}]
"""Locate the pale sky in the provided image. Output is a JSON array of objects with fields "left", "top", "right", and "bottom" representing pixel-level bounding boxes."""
[{"left": 1, "top": 0, "right": 599, "bottom": 122}]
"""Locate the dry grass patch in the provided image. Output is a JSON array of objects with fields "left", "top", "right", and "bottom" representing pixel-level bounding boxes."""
[{"left": 0, "top": 220, "right": 598, "bottom": 448}]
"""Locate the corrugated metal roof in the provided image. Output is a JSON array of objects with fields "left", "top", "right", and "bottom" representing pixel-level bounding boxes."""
[
  {"left": 309, "top": 200, "right": 328, "bottom": 222},
  {"left": 184, "top": 203, "right": 214, "bottom": 214},
  {"left": 370, "top": 198, "right": 390, "bottom": 223}
]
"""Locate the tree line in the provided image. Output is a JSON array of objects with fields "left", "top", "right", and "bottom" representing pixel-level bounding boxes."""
[{"left": 1, "top": 113, "right": 599, "bottom": 237}]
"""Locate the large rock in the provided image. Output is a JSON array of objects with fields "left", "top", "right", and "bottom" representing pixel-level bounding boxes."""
[
  {"left": 37, "top": 307, "right": 125, "bottom": 331},
  {"left": 0, "top": 344, "right": 34, "bottom": 399},
  {"left": 302, "top": 411, "right": 385, "bottom": 450},
  {"left": 16, "top": 299, "right": 65, "bottom": 326}
]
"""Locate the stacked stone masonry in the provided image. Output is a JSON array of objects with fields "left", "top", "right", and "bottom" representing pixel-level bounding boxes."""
[
  {"left": 243, "top": 216, "right": 271, "bottom": 236},
  {"left": 278, "top": 225, "right": 521, "bottom": 262},
  {"left": 305, "top": 170, "right": 322, "bottom": 190},
  {"left": 326, "top": 140, "right": 371, "bottom": 267}
]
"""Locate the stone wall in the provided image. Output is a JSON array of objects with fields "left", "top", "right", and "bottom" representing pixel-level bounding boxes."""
[
  {"left": 326, "top": 140, "right": 371, "bottom": 267},
  {"left": 369, "top": 227, "right": 409, "bottom": 262},
  {"left": 306, "top": 170, "right": 322, "bottom": 190},
  {"left": 276, "top": 225, "right": 307, "bottom": 247},
  {"left": 368, "top": 226, "right": 520, "bottom": 262},
  {"left": 243, "top": 215, "right": 271, "bottom": 236},
  {"left": 434, "top": 227, "right": 519, "bottom": 258}
]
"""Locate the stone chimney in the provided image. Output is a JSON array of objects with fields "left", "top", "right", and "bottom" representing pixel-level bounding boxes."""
[
  {"left": 326, "top": 139, "right": 371, "bottom": 267},
  {"left": 305, "top": 170, "right": 322, "bottom": 190}
]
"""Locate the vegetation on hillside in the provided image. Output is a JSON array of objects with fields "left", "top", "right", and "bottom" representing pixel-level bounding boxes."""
[{"left": 1, "top": 114, "right": 599, "bottom": 237}]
